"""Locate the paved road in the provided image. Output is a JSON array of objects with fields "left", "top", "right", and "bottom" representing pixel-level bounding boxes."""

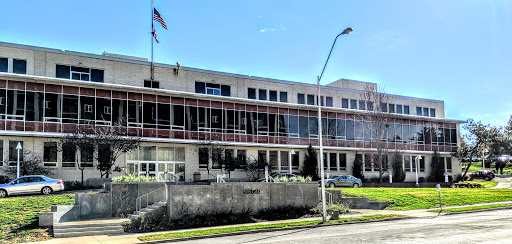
[{"left": 176, "top": 209, "right": 512, "bottom": 244}]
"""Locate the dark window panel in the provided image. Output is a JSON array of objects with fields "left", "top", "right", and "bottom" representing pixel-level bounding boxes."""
[
  {"left": 9, "top": 141, "right": 23, "bottom": 162},
  {"left": 339, "top": 153, "right": 347, "bottom": 169},
  {"left": 269, "top": 90, "right": 277, "bottom": 101},
  {"left": 43, "top": 142, "right": 58, "bottom": 162},
  {"left": 90, "top": 69, "right": 104, "bottom": 82},
  {"left": 13, "top": 59, "right": 27, "bottom": 74},
  {"left": 248, "top": 88, "right": 256, "bottom": 99},
  {"left": 62, "top": 95, "right": 79, "bottom": 124},
  {"left": 0, "top": 58, "right": 7, "bottom": 72},
  {"left": 359, "top": 100, "right": 365, "bottom": 110},
  {"left": 423, "top": 107, "right": 429, "bottom": 117},
  {"left": 297, "top": 94, "right": 305, "bottom": 104},
  {"left": 389, "top": 104, "right": 395, "bottom": 113},
  {"left": 381, "top": 103, "right": 387, "bottom": 112},
  {"left": 326, "top": 97, "right": 333, "bottom": 107},
  {"left": 299, "top": 116, "right": 309, "bottom": 138},
  {"left": 143, "top": 102, "right": 157, "bottom": 128},
  {"left": 367, "top": 101, "right": 374, "bottom": 111},
  {"left": 416, "top": 107, "right": 422, "bottom": 116},
  {"left": 350, "top": 99, "right": 357, "bottom": 109},
  {"left": 397, "top": 104, "right": 403, "bottom": 114},
  {"left": 341, "top": 98, "right": 348, "bottom": 108},
  {"left": 195, "top": 81, "right": 206, "bottom": 94},
  {"left": 112, "top": 99, "right": 127, "bottom": 126},
  {"left": 307, "top": 94, "right": 315, "bottom": 105},
  {"left": 157, "top": 103, "right": 171, "bottom": 129},
  {"left": 430, "top": 108, "right": 436, "bottom": 117},
  {"left": 280, "top": 91, "right": 287, "bottom": 103},
  {"left": 56, "top": 65, "right": 71, "bottom": 79},
  {"left": 25, "top": 91, "right": 44, "bottom": 121},
  {"left": 221, "top": 85, "right": 230, "bottom": 96},
  {"left": 259, "top": 89, "right": 267, "bottom": 101},
  {"left": 404, "top": 105, "right": 410, "bottom": 114}
]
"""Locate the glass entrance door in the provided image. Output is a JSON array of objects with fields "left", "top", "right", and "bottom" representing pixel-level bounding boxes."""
[{"left": 139, "top": 162, "right": 157, "bottom": 177}]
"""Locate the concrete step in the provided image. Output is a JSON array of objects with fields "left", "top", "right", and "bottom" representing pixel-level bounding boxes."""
[
  {"left": 54, "top": 221, "right": 123, "bottom": 230},
  {"left": 54, "top": 229, "right": 124, "bottom": 238},
  {"left": 367, "top": 201, "right": 387, "bottom": 210},
  {"left": 54, "top": 225, "right": 123, "bottom": 233}
]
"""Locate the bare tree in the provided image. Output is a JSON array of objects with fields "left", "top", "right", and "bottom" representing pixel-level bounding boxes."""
[
  {"left": 359, "top": 84, "right": 398, "bottom": 183},
  {"left": 196, "top": 140, "right": 243, "bottom": 180},
  {"left": 61, "top": 120, "right": 141, "bottom": 179},
  {"left": 245, "top": 156, "right": 266, "bottom": 181}
]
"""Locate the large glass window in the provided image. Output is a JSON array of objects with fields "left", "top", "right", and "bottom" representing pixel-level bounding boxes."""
[
  {"left": 446, "top": 157, "right": 452, "bottom": 172},
  {"left": 172, "top": 105, "right": 185, "bottom": 129},
  {"left": 339, "top": 153, "right": 347, "bottom": 170},
  {"left": 329, "top": 153, "right": 337, "bottom": 170},
  {"left": 56, "top": 65, "right": 104, "bottom": 82},
  {"left": 112, "top": 99, "right": 127, "bottom": 125},
  {"left": 237, "top": 150, "right": 247, "bottom": 169},
  {"left": 25, "top": 91, "right": 44, "bottom": 122},
  {"left": 199, "top": 148, "right": 208, "bottom": 168},
  {"left": 143, "top": 102, "right": 157, "bottom": 128},
  {"left": 269, "top": 151, "right": 278, "bottom": 170},
  {"left": 292, "top": 151, "right": 300, "bottom": 169},
  {"left": 288, "top": 115, "right": 299, "bottom": 137},
  {"left": 80, "top": 96, "right": 95, "bottom": 123},
  {"left": 96, "top": 97, "right": 111, "bottom": 124},
  {"left": 346, "top": 120, "right": 354, "bottom": 140},
  {"left": 45, "top": 93, "right": 62, "bottom": 119},
  {"left": 62, "top": 142, "right": 76, "bottom": 167},
  {"left": 80, "top": 143, "right": 94, "bottom": 167},
  {"left": 13, "top": 59, "right": 27, "bottom": 74},
  {"left": 6, "top": 90, "right": 25, "bottom": 120},
  {"left": 308, "top": 117, "right": 318, "bottom": 138},
  {"left": 336, "top": 119, "right": 346, "bottom": 139},
  {"left": 128, "top": 100, "right": 142, "bottom": 126},
  {"left": 185, "top": 106, "right": 198, "bottom": 131},
  {"left": 62, "top": 95, "right": 79, "bottom": 124},
  {"left": 8, "top": 141, "right": 23, "bottom": 163},
  {"left": 280, "top": 151, "right": 289, "bottom": 171}
]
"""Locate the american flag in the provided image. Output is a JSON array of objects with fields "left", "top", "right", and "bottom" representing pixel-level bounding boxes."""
[
  {"left": 152, "top": 27, "right": 159, "bottom": 43},
  {"left": 153, "top": 8, "right": 168, "bottom": 30}
]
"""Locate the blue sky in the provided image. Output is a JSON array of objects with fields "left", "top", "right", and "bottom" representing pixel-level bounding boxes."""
[{"left": 1, "top": 0, "right": 511, "bottom": 127}]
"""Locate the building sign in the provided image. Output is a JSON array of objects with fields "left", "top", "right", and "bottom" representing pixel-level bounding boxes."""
[{"left": 243, "top": 189, "right": 261, "bottom": 194}]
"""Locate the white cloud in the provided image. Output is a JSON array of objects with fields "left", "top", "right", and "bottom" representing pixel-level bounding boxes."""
[{"left": 259, "top": 25, "right": 286, "bottom": 33}]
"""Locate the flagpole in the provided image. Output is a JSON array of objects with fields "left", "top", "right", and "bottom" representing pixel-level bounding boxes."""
[{"left": 151, "top": 0, "right": 154, "bottom": 82}]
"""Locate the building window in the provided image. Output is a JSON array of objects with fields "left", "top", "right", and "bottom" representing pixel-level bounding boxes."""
[
  {"left": 446, "top": 157, "right": 452, "bottom": 172},
  {"left": 248, "top": 88, "right": 256, "bottom": 99},
  {"left": 0, "top": 141, "right": 3, "bottom": 166},
  {"left": 329, "top": 153, "right": 337, "bottom": 171},
  {"left": 80, "top": 143, "right": 94, "bottom": 168},
  {"left": 381, "top": 103, "right": 387, "bottom": 112},
  {"left": 416, "top": 107, "right": 422, "bottom": 116},
  {"left": 144, "top": 80, "right": 160, "bottom": 89},
  {"left": 280, "top": 91, "right": 287, "bottom": 103},
  {"left": 350, "top": 99, "right": 357, "bottom": 109},
  {"left": 0, "top": 58, "right": 7, "bottom": 72},
  {"left": 358, "top": 100, "right": 365, "bottom": 110},
  {"left": 404, "top": 155, "right": 411, "bottom": 172},
  {"left": 404, "top": 105, "right": 410, "bottom": 114},
  {"left": 259, "top": 89, "right": 267, "bottom": 101},
  {"left": 258, "top": 150, "right": 267, "bottom": 164},
  {"left": 389, "top": 104, "right": 395, "bottom": 113},
  {"left": 13, "top": 59, "right": 27, "bottom": 74},
  {"left": 62, "top": 143, "right": 76, "bottom": 167},
  {"left": 423, "top": 107, "right": 429, "bottom": 117},
  {"left": 326, "top": 97, "right": 333, "bottom": 107},
  {"left": 396, "top": 105, "right": 403, "bottom": 114},
  {"left": 269, "top": 90, "right": 277, "bottom": 102},
  {"left": 307, "top": 94, "right": 315, "bottom": 105},
  {"left": 237, "top": 150, "right": 247, "bottom": 169},
  {"left": 43, "top": 142, "right": 58, "bottom": 167},
  {"left": 8, "top": 141, "right": 23, "bottom": 164},
  {"left": 430, "top": 108, "right": 436, "bottom": 117},
  {"left": 339, "top": 153, "right": 346, "bottom": 170},
  {"left": 198, "top": 148, "right": 208, "bottom": 169},
  {"left": 367, "top": 101, "right": 374, "bottom": 111},
  {"left": 195, "top": 81, "right": 230, "bottom": 96},
  {"left": 292, "top": 151, "right": 300, "bottom": 169},
  {"left": 419, "top": 156, "right": 425, "bottom": 172},
  {"left": 319, "top": 96, "right": 324, "bottom": 106},
  {"left": 298, "top": 94, "right": 305, "bottom": 104},
  {"left": 342, "top": 98, "right": 348, "bottom": 108},
  {"left": 56, "top": 64, "right": 104, "bottom": 82}
]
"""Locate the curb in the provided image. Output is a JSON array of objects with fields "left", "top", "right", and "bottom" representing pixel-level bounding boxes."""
[
  {"left": 141, "top": 216, "right": 414, "bottom": 243},
  {"left": 440, "top": 206, "right": 512, "bottom": 216}
]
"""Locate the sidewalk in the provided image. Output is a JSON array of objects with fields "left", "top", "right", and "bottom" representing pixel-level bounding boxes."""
[{"left": 27, "top": 201, "right": 512, "bottom": 244}]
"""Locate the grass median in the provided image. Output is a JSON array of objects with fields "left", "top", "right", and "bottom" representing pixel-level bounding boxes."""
[
  {"left": 139, "top": 214, "right": 404, "bottom": 242},
  {"left": 427, "top": 203, "right": 512, "bottom": 213},
  {"left": 341, "top": 188, "right": 512, "bottom": 210},
  {"left": 0, "top": 194, "right": 75, "bottom": 243}
]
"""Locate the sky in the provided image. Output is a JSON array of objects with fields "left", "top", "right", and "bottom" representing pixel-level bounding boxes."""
[{"left": 1, "top": 0, "right": 511, "bottom": 128}]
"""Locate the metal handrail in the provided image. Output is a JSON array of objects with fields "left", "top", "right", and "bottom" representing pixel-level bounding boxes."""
[
  {"left": 135, "top": 185, "right": 166, "bottom": 212},
  {"left": 217, "top": 174, "right": 226, "bottom": 183}
]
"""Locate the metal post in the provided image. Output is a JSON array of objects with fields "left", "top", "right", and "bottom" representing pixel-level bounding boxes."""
[
  {"left": 289, "top": 151, "right": 293, "bottom": 174},
  {"left": 415, "top": 156, "right": 419, "bottom": 187},
  {"left": 151, "top": 0, "right": 154, "bottom": 82},
  {"left": 16, "top": 142, "right": 22, "bottom": 178},
  {"left": 482, "top": 151, "right": 485, "bottom": 170},
  {"left": 318, "top": 77, "right": 327, "bottom": 222}
]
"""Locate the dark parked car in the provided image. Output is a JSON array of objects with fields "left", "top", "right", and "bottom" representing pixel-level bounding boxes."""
[
  {"left": 0, "top": 175, "right": 64, "bottom": 197},
  {"left": 319, "top": 175, "right": 362, "bottom": 188},
  {"left": 469, "top": 170, "right": 495, "bottom": 181}
]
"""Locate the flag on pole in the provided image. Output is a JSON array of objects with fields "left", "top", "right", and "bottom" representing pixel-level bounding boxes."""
[
  {"left": 153, "top": 8, "right": 168, "bottom": 29},
  {"left": 152, "top": 27, "right": 159, "bottom": 43}
]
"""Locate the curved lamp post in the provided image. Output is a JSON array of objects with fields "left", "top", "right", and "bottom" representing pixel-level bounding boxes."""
[{"left": 318, "top": 27, "right": 353, "bottom": 222}]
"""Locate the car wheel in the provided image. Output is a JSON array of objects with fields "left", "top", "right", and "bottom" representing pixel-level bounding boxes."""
[
  {"left": 484, "top": 177, "right": 490, "bottom": 181},
  {"left": 329, "top": 183, "right": 336, "bottom": 188},
  {"left": 41, "top": 186, "right": 52, "bottom": 195},
  {"left": 0, "top": 189, "right": 7, "bottom": 198},
  {"left": 353, "top": 183, "right": 359, "bottom": 188}
]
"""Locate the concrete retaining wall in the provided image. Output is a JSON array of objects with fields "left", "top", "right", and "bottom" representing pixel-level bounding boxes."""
[{"left": 167, "top": 182, "right": 318, "bottom": 220}]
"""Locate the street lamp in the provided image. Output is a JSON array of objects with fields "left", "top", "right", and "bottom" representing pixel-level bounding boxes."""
[
  {"left": 16, "top": 142, "right": 22, "bottom": 178},
  {"left": 482, "top": 149, "right": 488, "bottom": 170},
  {"left": 415, "top": 155, "right": 422, "bottom": 187},
  {"left": 318, "top": 27, "right": 353, "bottom": 222}
]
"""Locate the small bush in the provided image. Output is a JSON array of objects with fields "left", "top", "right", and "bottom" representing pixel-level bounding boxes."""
[
  {"left": 0, "top": 175, "right": 10, "bottom": 184},
  {"left": 63, "top": 181, "right": 102, "bottom": 191},
  {"left": 112, "top": 174, "right": 158, "bottom": 183},
  {"left": 326, "top": 204, "right": 350, "bottom": 214},
  {"left": 253, "top": 205, "right": 315, "bottom": 221}
]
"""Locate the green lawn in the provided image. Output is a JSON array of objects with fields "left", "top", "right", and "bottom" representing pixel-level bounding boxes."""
[
  {"left": 427, "top": 203, "right": 512, "bottom": 213},
  {"left": 139, "top": 214, "right": 404, "bottom": 242},
  {"left": 465, "top": 162, "right": 512, "bottom": 174},
  {"left": 0, "top": 194, "right": 75, "bottom": 243},
  {"left": 341, "top": 188, "right": 512, "bottom": 210}
]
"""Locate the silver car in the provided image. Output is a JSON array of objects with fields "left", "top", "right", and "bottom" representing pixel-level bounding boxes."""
[
  {"left": 320, "top": 175, "right": 362, "bottom": 188},
  {"left": 0, "top": 175, "right": 64, "bottom": 197}
]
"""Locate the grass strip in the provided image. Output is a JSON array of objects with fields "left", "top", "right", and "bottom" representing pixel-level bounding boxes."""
[
  {"left": 341, "top": 188, "right": 512, "bottom": 210},
  {"left": 427, "top": 203, "right": 512, "bottom": 213},
  {"left": 139, "top": 214, "right": 403, "bottom": 242},
  {"left": 463, "top": 181, "right": 498, "bottom": 188}
]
